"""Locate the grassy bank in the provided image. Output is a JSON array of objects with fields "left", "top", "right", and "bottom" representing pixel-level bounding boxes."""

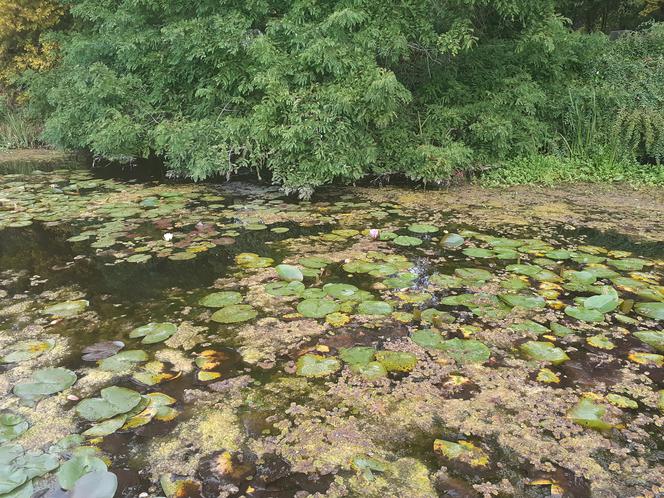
[{"left": 479, "top": 155, "right": 664, "bottom": 188}]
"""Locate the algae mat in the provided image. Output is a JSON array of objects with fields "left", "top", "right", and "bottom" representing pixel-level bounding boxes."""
[{"left": 0, "top": 170, "right": 662, "bottom": 497}]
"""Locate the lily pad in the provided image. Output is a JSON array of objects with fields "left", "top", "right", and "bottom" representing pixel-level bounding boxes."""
[
  {"left": 439, "top": 338, "right": 491, "bottom": 364},
  {"left": 0, "top": 413, "right": 29, "bottom": 443},
  {"left": 76, "top": 386, "right": 142, "bottom": 422},
  {"left": 568, "top": 398, "right": 613, "bottom": 430},
  {"left": 374, "top": 351, "right": 417, "bottom": 372},
  {"left": 564, "top": 306, "right": 605, "bottom": 323},
  {"left": 265, "top": 281, "right": 305, "bottom": 297},
  {"left": 499, "top": 294, "right": 545, "bottom": 309},
  {"left": 211, "top": 305, "right": 257, "bottom": 323},
  {"left": 441, "top": 233, "right": 464, "bottom": 248},
  {"left": 129, "top": 322, "right": 177, "bottom": 344},
  {"left": 57, "top": 452, "right": 107, "bottom": 490},
  {"left": 587, "top": 334, "right": 615, "bottom": 350},
  {"left": 13, "top": 367, "right": 77, "bottom": 405},
  {"left": 42, "top": 299, "right": 89, "bottom": 318},
  {"left": 295, "top": 354, "right": 341, "bottom": 378},
  {"left": 634, "top": 302, "right": 664, "bottom": 320},
  {"left": 198, "top": 292, "right": 243, "bottom": 308},
  {"left": 339, "top": 346, "right": 375, "bottom": 367},
  {"left": 462, "top": 247, "right": 495, "bottom": 258},
  {"left": 299, "top": 256, "right": 332, "bottom": 269},
  {"left": 433, "top": 439, "right": 488, "bottom": 467},
  {"left": 454, "top": 268, "right": 492, "bottom": 282},
  {"left": 357, "top": 300, "right": 393, "bottom": 316},
  {"left": 99, "top": 350, "right": 148, "bottom": 372},
  {"left": 1, "top": 339, "right": 55, "bottom": 363},
  {"left": 297, "top": 299, "right": 339, "bottom": 318},
  {"left": 71, "top": 470, "right": 118, "bottom": 498},
  {"left": 393, "top": 235, "right": 422, "bottom": 247},
  {"left": 275, "top": 264, "right": 304, "bottom": 282},
  {"left": 411, "top": 329, "right": 445, "bottom": 349},
  {"left": 520, "top": 341, "right": 570, "bottom": 364},
  {"left": 633, "top": 330, "right": 664, "bottom": 352}
]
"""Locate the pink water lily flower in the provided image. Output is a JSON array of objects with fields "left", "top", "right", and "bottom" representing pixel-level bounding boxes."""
[{"left": 369, "top": 229, "right": 380, "bottom": 239}]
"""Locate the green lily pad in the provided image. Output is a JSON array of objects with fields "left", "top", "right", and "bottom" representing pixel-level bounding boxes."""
[
  {"left": 297, "top": 299, "right": 340, "bottom": 318},
  {"left": 564, "top": 306, "right": 605, "bottom": 323},
  {"left": 520, "top": 341, "right": 570, "bottom": 364},
  {"left": 42, "top": 299, "right": 89, "bottom": 318},
  {"left": 374, "top": 351, "right": 417, "bottom": 372},
  {"left": 384, "top": 272, "right": 417, "bottom": 288},
  {"left": 587, "top": 334, "right": 615, "bottom": 350},
  {"left": 211, "top": 305, "right": 257, "bottom": 323},
  {"left": 607, "top": 258, "right": 647, "bottom": 271},
  {"left": 441, "top": 233, "right": 465, "bottom": 248},
  {"left": 411, "top": 329, "right": 445, "bottom": 349},
  {"left": 82, "top": 414, "right": 127, "bottom": 437},
  {"left": 429, "top": 274, "right": 463, "bottom": 288},
  {"left": 99, "top": 350, "right": 148, "bottom": 372},
  {"left": 129, "top": 322, "right": 177, "bottom": 344},
  {"left": 354, "top": 361, "right": 388, "bottom": 380},
  {"left": 454, "top": 268, "right": 492, "bottom": 282},
  {"left": 264, "top": 281, "right": 305, "bottom": 297},
  {"left": 70, "top": 470, "right": 118, "bottom": 498},
  {"left": 393, "top": 235, "right": 422, "bottom": 247},
  {"left": 634, "top": 302, "right": 664, "bottom": 320},
  {"left": 295, "top": 354, "right": 341, "bottom": 378},
  {"left": 350, "top": 455, "right": 388, "bottom": 480},
  {"left": 323, "top": 283, "right": 360, "bottom": 300},
  {"left": 433, "top": 439, "right": 488, "bottom": 467},
  {"left": 568, "top": 398, "right": 614, "bottom": 430},
  {"left": 499, "top": 294, "right": 545, "bottom": 309},
  {"left": 606, "top": 394, "right": 638, "bottom": 409},
  {"left": 339, "top": 346, "right": 375, "bottom": 366},
  {"left": 198, "top": 291, "right": 243, "bottom": 308},
  {"left": 299, "top": 256, "right": 332, "bottom": 269},
  {"left": 357, "top": 300, "right": 393, "bottom": 316},
  {"left": 633, "top": 330, "right": 664, "bottom": 352},
  {"left": 76, "top": 387, "right": 142, "bottom": 422},
  {"left": 462, "top": 247, "right": 494, "bottom": 258},
  {"left": 439, "top": 338, "right": 491, "bottom": 364},
  {"left": 57, "top": 452, "right": 107, "bottom": 490},
  {"left": 583, "top": 290, "right": 619, "bottom": 313},
  {"left": 235, "top": 252, "right": 274, "bottom": 269},
  {"left": 13, "top": 367, "right": 77, "bottom": 405},
  {"left": 550, "top": 322, "right": 575, "bottom": 337},
  {"left": 0, "top": 413, "right": 29, "bottom": 443},
  {"left": 420, "top": 308, "right": 455, "bottom": 324},
  {"left": 408, "top": 223, "right": 438, "bottom": 234},
  {"left": 275, "top": 264, "right": 304, "bottom": 282},
  {"left": 1, "top": 339, "right": 55, "bottom": 363}
]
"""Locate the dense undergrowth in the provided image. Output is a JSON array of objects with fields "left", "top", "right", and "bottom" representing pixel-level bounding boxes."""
[{"left": 1, "top": 1, "right": 663, "bottom": 193}]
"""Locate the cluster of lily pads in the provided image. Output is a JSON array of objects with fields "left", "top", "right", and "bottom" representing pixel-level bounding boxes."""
[{"left": 1, "top": 170, "right": 663, "bottom": 497}]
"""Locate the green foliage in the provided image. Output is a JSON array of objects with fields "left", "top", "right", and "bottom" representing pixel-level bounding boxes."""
[
  {"left": 15, "top": 0, "right": 664, "bottom": 194},
  {"left": 0, "top": 96, "right": 41, "bottom": 149},
  {"left": 480, "top": 154, "right": 664, "bottom": 187}
]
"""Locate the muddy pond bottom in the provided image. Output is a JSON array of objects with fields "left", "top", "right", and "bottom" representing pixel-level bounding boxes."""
[{"left": 0, "top": 169, "right": 663, "bottom": 498}]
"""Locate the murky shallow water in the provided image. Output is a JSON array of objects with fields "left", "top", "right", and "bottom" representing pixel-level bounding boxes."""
[{"left": 0, "top": 169, "right": 663, "bottom": 498}]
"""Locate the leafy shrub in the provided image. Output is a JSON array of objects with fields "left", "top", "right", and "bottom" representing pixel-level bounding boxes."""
[{"left": 15, "top": 0, "right": 664, "bottom": 194}]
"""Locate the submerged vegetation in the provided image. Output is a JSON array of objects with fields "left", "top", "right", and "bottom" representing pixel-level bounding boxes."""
[{"left": 0, "top": 169, "right": 663, "bottom": 497}]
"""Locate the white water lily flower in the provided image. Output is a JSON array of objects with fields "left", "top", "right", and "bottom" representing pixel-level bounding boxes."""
[{"left": 163, "top": 232, "right": 173, "bottom": 241}]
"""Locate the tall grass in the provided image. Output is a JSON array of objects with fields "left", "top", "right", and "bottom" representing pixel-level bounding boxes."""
[
  {"left": 560, "top": 89, "right": 620, "bottom": 168},
  {"left": 0, "top": 100, "right": 42, "bottom": 149}
]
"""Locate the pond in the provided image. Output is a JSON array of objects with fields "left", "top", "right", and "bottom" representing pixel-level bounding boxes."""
[{"left": 0, "top": 168, "right": 662, "bottom": 498}]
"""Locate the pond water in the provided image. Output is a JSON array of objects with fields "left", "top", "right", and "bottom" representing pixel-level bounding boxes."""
[{"left": 0, "top": 169, "right": 662, "bottom": 498}]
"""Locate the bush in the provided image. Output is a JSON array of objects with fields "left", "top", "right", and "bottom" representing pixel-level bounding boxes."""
[{"left": 16, "top": 0, "right": 664, "bottom": 195}]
